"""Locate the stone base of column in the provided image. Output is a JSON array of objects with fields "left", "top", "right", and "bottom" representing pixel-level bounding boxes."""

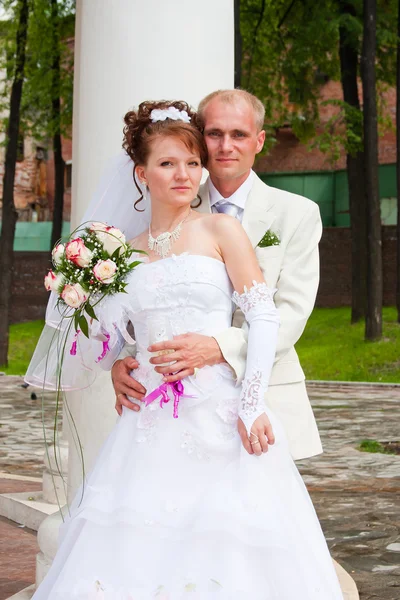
[
  {"left": 6, "top": 585, "right": 35, "bottom": 600},
  {"left": 334, "top": 560, "right": 360, "bottom": 599},
  {"left": 0, "top": 439, "right": 68, "bottom": 532},
  {"left": 35, "top": 508, "right": 65, "bottom": 586}
]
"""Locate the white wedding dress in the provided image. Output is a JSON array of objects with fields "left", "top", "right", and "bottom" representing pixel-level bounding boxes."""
[{"left": 33, "top": 253, "right": 343, "bottom": 600}]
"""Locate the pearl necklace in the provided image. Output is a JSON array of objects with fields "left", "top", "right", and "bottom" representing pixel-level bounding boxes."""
[{"left": 148, "top": 209, "right": 192, "bottom": 259}]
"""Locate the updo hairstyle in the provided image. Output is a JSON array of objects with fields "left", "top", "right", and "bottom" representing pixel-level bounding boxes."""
[{"left": 123, "top": 100, "right": 208, "bottom": 211}]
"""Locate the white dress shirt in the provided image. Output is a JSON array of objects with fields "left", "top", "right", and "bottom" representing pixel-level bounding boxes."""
[{"left": 209, "top": 170, "right": 255, "bottom": 223}]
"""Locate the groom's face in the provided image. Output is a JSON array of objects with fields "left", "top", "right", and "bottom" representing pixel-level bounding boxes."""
[{"left": 202, "top": 98, "right": 265, "bottom": 182}]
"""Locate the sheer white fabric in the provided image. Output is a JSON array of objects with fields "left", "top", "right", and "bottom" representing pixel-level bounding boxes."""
[{"left": 32, "top": 255, "right": 343, "bottom": 600}]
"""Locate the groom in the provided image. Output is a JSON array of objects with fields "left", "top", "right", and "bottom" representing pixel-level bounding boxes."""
[{"left": 111, "top": 88, "right": 322, "bottom": 461}]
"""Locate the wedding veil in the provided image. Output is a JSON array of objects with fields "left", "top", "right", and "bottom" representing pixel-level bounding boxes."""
[{"left": 25, "top": 151, "right": 150, "bottom": 390}]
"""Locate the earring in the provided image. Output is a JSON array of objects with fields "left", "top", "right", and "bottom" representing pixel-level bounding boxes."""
[{"left": 142, "top": 181, "right": 147, "bottom": 201}]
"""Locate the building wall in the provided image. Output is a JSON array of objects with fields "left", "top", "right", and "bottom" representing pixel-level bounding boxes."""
[
  {"left": 11, "top": 252, "right": 51, "bottom": 324},
  {"left": 255, "top": 82, "right": 396, "bottom": 174},
  {"left": 317, "top": 225, "right": 396, "bottom": 307}
]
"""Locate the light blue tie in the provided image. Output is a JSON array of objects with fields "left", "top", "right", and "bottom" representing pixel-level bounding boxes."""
[{"left": 213, "top": 201, "right": 240, "bottom": 219}]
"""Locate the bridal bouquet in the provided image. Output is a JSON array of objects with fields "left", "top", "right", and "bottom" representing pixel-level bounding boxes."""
[{"left": 44, "top": 221, "right": 143, "bottom": 338}]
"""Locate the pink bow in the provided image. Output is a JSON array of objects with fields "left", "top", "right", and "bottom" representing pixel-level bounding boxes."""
[
  {"left": 143, "top": 380, "right": 195, "bottom": 418},
  {"left": 70, "top": 329, "right": 80, "bottom": 356},
  {"left": 95, "top": 333, "right": 110, "bottom": 363}
]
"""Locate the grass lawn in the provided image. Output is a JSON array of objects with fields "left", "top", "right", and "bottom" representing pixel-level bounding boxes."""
[
  {"left": 0, "top": 320, "right": 45, "bottom": 376},
  {"left": 1, "top": 308, "right": 400, "bottom": 383},
  {"left": 296, "top": 307, "right": 400, "bottom": 383}
]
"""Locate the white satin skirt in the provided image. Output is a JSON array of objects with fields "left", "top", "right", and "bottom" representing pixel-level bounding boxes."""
[{"left": 32, "top": 366, "right": 343, "bottom": 599}]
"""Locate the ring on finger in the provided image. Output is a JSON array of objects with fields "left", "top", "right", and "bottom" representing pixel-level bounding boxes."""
[{"left": 250, "top": 440, "right": 261, "bottom": 446}]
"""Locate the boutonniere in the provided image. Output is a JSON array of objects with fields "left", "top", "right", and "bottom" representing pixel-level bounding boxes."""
[{"left": 257, "top": 229, "right": 280, "bottom": 248}]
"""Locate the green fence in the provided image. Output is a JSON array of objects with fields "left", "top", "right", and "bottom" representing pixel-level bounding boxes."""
[
  {"left": 0, "top": 221, "right": 71, "bottom": 251},
  {"left": 261, "top": 162, "right": 397, "bottom": 227}
]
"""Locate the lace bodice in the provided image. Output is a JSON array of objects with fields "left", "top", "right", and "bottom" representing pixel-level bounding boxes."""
[
  {"left": 94, "top": 252, "right": 279, "bottom": 438},
  {"left": 123, "top": 253, "right": 234, "bottom": 352}
]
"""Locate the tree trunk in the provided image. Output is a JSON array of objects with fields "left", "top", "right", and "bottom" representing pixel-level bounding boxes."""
[
  {"left": 361, "top": 0, "right": 382, "bottom": 340},
  {"left": 50, "top": 0, "right": 65, "bottom": 250},
  {"left": 396, "top": 0, "right": 400, "bottom": 322},
  {"left": 338, "top": 1, "right": 367, "bottom": 323},
  {"left": 0, "top": 0, "right": 29, "bottom": 367},
  {"left": 234, "top": 0, "right": 242, "bottom": 88}
]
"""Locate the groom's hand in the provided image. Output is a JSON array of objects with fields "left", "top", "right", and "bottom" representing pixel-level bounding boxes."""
[
  {"left": 148, "top": 333, "right": 225, "bottom": 383},
  {"left": 111, "top": 357, "right": 146, "bottom": 415}
]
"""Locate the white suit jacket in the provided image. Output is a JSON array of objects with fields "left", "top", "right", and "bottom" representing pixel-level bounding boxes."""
[
  {"left": 118, "top": 174, "right": 323, "bottom": 459},
  {"left": 198, "top": 174, "right": 323, "bottom": 458}
]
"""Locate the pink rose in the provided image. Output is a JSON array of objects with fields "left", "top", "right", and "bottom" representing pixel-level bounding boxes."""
[
  {"left": 93, "top": 259, "right": 117, "bottom": 284},
  {"left": 61, "top": 283, "right": 87, "bottom": 308},
  {"left": 65, "top": 238, "right": 93, "bottom": 268},
  {"left": 89, "top": 221, "right": 109, "bottom": 233},
  {"left": 44, "top": 270, "right": 64, "bottom": 292}
]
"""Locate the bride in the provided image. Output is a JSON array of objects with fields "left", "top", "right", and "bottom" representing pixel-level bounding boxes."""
[{"left": 29, "top": 100, "right": 343, "bottom": 599}]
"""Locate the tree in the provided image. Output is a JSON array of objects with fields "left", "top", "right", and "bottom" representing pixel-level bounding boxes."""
[
  {"left": 0, "top": 0, "right": 74, "bottom": 367},
  {"left": 361, "top": 0, "right": 382, "bottom": 340},
  {"left": 0, "top": 0, "right": 29, "bottom": 367},
  {"left": 338, "top": 1, "right": 367, "bottom": 323},
  {"left": 234, "top": 0, "right": 242, "bottom": 88},
  {"left": 50, "top": 0, "right": 65, "bottom": 248},
  {"left": 21, "top": 0, "right": 74, "bottom": 249},
  {"left": 239, "top": 0, "right": 396, "bottom": 328},
  {"left": 397, "top": 0, "right": 400, "bottom": 323}
]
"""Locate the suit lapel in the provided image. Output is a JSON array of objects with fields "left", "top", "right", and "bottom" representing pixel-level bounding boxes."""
[
  {"left": 242, "top": 175, "right": 276, "bottom": 247},
  {"left": 197, "top": 175, "right": 276, "bottom": 248}
]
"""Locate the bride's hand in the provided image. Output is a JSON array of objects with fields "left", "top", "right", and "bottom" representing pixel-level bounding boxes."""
[{"left": 238, "top": 414, "right": 275, "bottom": 457}]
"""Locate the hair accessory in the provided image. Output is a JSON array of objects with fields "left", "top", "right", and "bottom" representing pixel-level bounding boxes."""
[{"left": 150, "top": 107, "right": 191, "bottom": 124}]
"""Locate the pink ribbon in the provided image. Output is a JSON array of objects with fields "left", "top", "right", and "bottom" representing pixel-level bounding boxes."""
[
  {"left": 70, "top": 329, "right": 80, "bottom": 356},
  {"left": 143, "top": 380, "right": 195, "bottom": 419},
  {"left": 95, "top": 333, "right": 111, "bottom": 363}
]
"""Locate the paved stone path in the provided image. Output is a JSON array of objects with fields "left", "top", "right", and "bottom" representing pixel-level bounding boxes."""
[
  {"left": 0, "top": 375, "right": 399, "bottom": 599},
  {"left": 0, "top": 376, "right": 59, "bottom": 478},
  {"left": 299, "top": 382, "right": 400, "bottom": 600},
  {"left": 0, "top": 478, "right": 41, "bottom": 600}
]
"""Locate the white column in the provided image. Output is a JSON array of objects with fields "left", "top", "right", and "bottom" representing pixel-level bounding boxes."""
[
  {"left": 36, "top": 0, "right": 234, "bottom": 585},
  {"left": 71, "top": 0, "right": 234, "bottom": 228}
]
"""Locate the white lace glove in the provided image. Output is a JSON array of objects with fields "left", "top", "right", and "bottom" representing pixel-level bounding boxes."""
[{"left": 232, "top": 281, "right": 280, "bottom": 437}]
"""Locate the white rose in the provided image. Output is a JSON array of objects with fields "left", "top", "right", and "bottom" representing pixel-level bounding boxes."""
[
  {"left": 52, "top": 244, "right": 65, "bottom": 266},
  {"left": 93, "top": 259, "right": 117, "bottom": 284},
  {"left": 44, "top": 270, "right": 64, "bottom": 293},
  {"left": 61, "top": 283, "right": 87, "bottom": 308},
  {"left": 89, "top": 221, "right": 109, "bottom": 233},
  {"left": 98, "top": 227, "right": 126, "bottom": 257},
  {"left": 65, "top": 238, "right": 93, "bottom": 268}
]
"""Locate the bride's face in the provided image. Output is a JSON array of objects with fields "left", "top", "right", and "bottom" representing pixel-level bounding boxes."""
[{"left": 137, "top": 136, "right": 202, "bottom": 208}]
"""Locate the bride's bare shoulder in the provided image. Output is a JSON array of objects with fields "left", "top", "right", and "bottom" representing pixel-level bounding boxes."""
[{"left": 192, "top": 211, "right": 240, "bottom": 232}]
